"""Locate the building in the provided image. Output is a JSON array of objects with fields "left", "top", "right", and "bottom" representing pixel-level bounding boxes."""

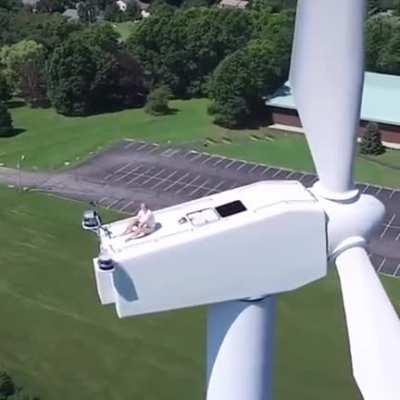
[
  {"left": 218, "top": 0, "right": 248, "bottom": 9},
  {"left": 266, "top": 72, "right": 400, "bottom": 148}
]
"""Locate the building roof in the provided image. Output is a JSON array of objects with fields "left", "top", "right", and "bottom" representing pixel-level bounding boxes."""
[
  {"left": 266, "top": 72, "right": 400, "bottom": 126},
  {"left": 219, "top": 0, "right": 248, "bottom": 9},
  {"left": 62, "top": 8, "right": 79, "bottom": 20}
]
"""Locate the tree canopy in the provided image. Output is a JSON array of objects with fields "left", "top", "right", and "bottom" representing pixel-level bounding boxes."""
[
  {"left": 208, "top": 39, "right": 289, "bottom": 127},
  {"left": 47, "top": 24, "right": 145, "bottom": 115}
]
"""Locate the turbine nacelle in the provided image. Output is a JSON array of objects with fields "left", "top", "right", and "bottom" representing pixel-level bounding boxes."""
[{"left": 91, "top": 181, "right": 328, "bottom": 317}]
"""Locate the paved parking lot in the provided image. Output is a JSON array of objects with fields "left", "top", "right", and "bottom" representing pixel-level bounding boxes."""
[{"left": 47, "top": 140, "right": 400, "bottom": 278}]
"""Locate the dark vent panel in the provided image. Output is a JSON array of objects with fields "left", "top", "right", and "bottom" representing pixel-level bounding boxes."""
[{"left": 215, "top": 201, "right": 247, "bottom": 218}]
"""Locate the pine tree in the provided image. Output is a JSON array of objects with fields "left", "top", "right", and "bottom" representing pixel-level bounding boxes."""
[
  {"left": 0, "top": 370, "right": 16, "bottom": 398},
  {"left": 360, "top": 121, "right": 385, "bottom": 155},
  {"left": 0, "top": 101, "right": 13, "bottom": 137}
]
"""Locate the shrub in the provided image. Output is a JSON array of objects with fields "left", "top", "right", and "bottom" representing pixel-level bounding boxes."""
[
  {"left": 145, "top": 85, "right": 171, "bottom": 115},
  {"left": 360, "top": 122, "right": 385, "bottom": 155}
]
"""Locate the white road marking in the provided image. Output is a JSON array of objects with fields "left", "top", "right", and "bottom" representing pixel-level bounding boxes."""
[
  {"left": 261, "top": 167, "right": 271, "bottom": 175},
  {"left": 205, "top": 180, "right": 226, "bottom": 196},
  {"left": 175, "top": 175, "right": 202, "bottom": 193},
  {"left": 236, "top": 162, "right": 246, "bottom": 171},
  {"left": 119, "top": 200, "right": 136, "bottom": 213},
  {"left": 150, "top": 170, "right": 179, "bottom": 189},
  {"left": 224, "top": 160, "right": 236, "bottom": 169},
  {"left": 394, "top": 263, "right": 400, "bottom": 276},
  {"left": 271, "top": 169, "right": 281, "bottom": 178},
  {"left": 113, "top": 164, "right": 143, "bottom": 183},
  {"left": 189, "top": 179, "right": 210, "bottom": 196},
  {"left": 141, "top": 169, "right": 165, "bottom": 185},
  {"left": 380, "top": 214, "right": 396, "bottom": 238},
  {"left": 248, "top": 165, "right": 259, "bottom": 174},
  {"left": 212, "top": 157, "right": 226, "bottom": 167},
  {"left": 190, "top": 153, "right": 203, "bottom": 162},
  {"left": 165, "top": 149, "right": 181, "bottom": 158},
  {"left": 377, "top": 258, "right": 386, "bottom": 272},
  {"left": 163, "top": 173, "right": 190, "bottom": 191},
  {"left": 136, "top": 143, "right": 150, "bottom": 151},
  {"left": 127, "top": 172, "right": 147, "bottom": 184}
]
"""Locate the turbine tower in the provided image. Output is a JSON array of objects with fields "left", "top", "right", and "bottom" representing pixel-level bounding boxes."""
[{"left": 83, "top": 1, "right": 400, "bottom": 399}]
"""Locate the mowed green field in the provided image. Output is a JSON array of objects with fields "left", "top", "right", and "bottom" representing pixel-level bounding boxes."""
[
  {"left": 1, "top": 186, "right": 400, "bottom": 399},
  {"left": 2, "top": 99, "right": 400, "bottom": 188}
]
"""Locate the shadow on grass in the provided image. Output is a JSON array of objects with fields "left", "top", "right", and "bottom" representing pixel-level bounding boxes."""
[
  {"left": 7, "top": 100, "right": 26, "bottom": 109},
  {"left": 0, "top": 128, "right": 26, "bottom": 138}
]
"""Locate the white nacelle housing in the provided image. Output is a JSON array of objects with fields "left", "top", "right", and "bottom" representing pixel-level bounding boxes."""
[{"left": 93, "top": 181, "right": 327, "bottom": 317}]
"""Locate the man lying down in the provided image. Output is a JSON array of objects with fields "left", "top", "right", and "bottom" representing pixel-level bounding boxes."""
[{"left": 123, "top": 203, "right": 156, "bottom": 240}]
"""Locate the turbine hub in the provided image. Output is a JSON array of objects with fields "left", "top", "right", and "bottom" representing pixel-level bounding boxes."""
[{"left": 311, "top": 186, "right": 385, "bottom": 260}]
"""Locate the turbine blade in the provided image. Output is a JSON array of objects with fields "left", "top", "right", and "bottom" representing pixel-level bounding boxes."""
[
  {"left": 336, "top": 247, "right": 400, "bottom": 400},
  {"left": 290, "top": 0, "right": 366, "bottom": 197}
]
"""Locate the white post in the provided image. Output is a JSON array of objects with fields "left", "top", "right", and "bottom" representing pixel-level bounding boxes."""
[{"left": 207, "top": 296, "right": 276, "bottom": 400}]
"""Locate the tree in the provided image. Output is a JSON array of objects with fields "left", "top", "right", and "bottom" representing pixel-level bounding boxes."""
[
  {"left": 0, "top": 371, "right": 15, "bottom": 399},
  {"left": 394, "top": 0, "right": 400, "bottom": 16},
  {"left": 0, "top": 13, "right": 82, "bottom": 53},
  {"left": 104, "top": 2, "right": 126, "bottom": 22},
  {"left": 0, "top": 39, "right": 48, "bottom": 106},
  {"left": 0, "top": 73, "right": 11, "bottom": 101},
  {"left": 47, "top": 36, "right": 97, "bottom": 115},
  {"left": 77, "top": 0, "right": 98, "bottom": 23},
  {"left": 47, "top": 26, "right": 145, "bottom": 115},
  {"left": 36, "top": 0, "right": 67, "bottom": 13},
  {"left": 367, "top": 0, "right": 381, "bottom": 15},
  {"left": 127, "top": 7, "right": 254, "bottom": 97},
  {"left": 360, "top": 122, "right": 385, "bottom": 155},
  {"left": 145, "top": 85, "right": 171, "bottom": 115},
  {"left": 377, "top": 30, "right": 400, "bottom": 75},
  {"left": 365, "top": 14, "right": 396, "bottom": 71},
  {"left": 0, "top": 0, "right": 23, "bottom": 12},
  {"left": 208, "top": 39, "right": 288, "bottom": 127}
]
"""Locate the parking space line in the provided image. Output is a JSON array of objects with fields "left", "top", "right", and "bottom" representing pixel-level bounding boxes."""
[
  {"left": 377, "top": 258, "right": 386, "bottom": 272},
  {"left": 166, "top": 149, "right": 181, "bottom": 158},
  {"left": 224, "top": 160, "right": 236, "bottom": 169},
  {"left": 151, "top": 171, "right": 179, "bottom": 190},
  {"left": 112, "top": 165, "right": 143, "bottom": 183},
  {"left": 190, "top": 153, "right": 203, "bottom": 162},
  {"left": 394, "top": 263, "right": 400, "bottom": 276},
  {"left": 212, "top": 157, "right": 226, "bottom": 167},
  {"left": 201, "top": 156, "right": 214, "bottom": 165},
  {"left": 141, "top": 169, "right": 165, "bottom": 185},
  {"left": 189, "top": 179, "right": 210, "bottom": 196},
  {"left": 136, "top": 143, "right": 149, "bottom": 151},
  {"left": 108, "top": 199, "right": 121, "bottom": 209},
  {"left": 236, "top": 163, "right": 246, "bottom": 171},
  {"left": 286, "top": 171, "right": 295, "bottom": 179},
  {"left": 99, "top": 197, "right": 108, "bottom": 203},
  {"left": 184, "top": 150, "right": 198, "bottom": 159},
  {"left": 148, "top": 145, "right": 160, "bottom": 154},
  {"left": 248, "top": 165, "right": 259, "bottom": 174},
  {"left": 261, "top": 167, "right": 271, "bottom": 175},
  {"left": 127, "top": 172, "right": 147, "bottom": 184},
  {"left": 175, "top": 175, "right": 202, "bottom": 193},
  {"left": 163, "top": 173, "right": 190, "bottom": 191},
  {"left": 120, "top": 200, "right": 136, "bottom": 213},
  {"left": 205, "top": 180, "right": 226, "bottom": 196},
  {"left": 105, "top": 163, "right": 132, "bottom": 180},
  {"left": 389, "top": 190, "right": 396, "bottom": 199},
  {"left": 380, "top": 214, "right": 396, "bottom": 238},
  {"left": 271, "top": 169, "right": 282, "bottom": 178}
]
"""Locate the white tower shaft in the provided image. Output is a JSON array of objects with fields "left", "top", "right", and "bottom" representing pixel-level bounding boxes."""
[{"left": 207, "top": 297, "right": 276, "bottom": 400}]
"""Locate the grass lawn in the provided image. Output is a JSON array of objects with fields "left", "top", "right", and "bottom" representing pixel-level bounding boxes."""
[
  {"left": 2, "top": 99, "right": 399, "bottom": 188},
  {"left": 1, "top": 186, "right": 400, "bottom": 399},
  {"left": 113, "top": 21, "right": 136, "bottom": 42}
]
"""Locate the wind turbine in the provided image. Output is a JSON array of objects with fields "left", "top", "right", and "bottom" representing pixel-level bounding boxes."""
[{"left": 83, "top": 1, "right": 400, "bottom": 399}]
